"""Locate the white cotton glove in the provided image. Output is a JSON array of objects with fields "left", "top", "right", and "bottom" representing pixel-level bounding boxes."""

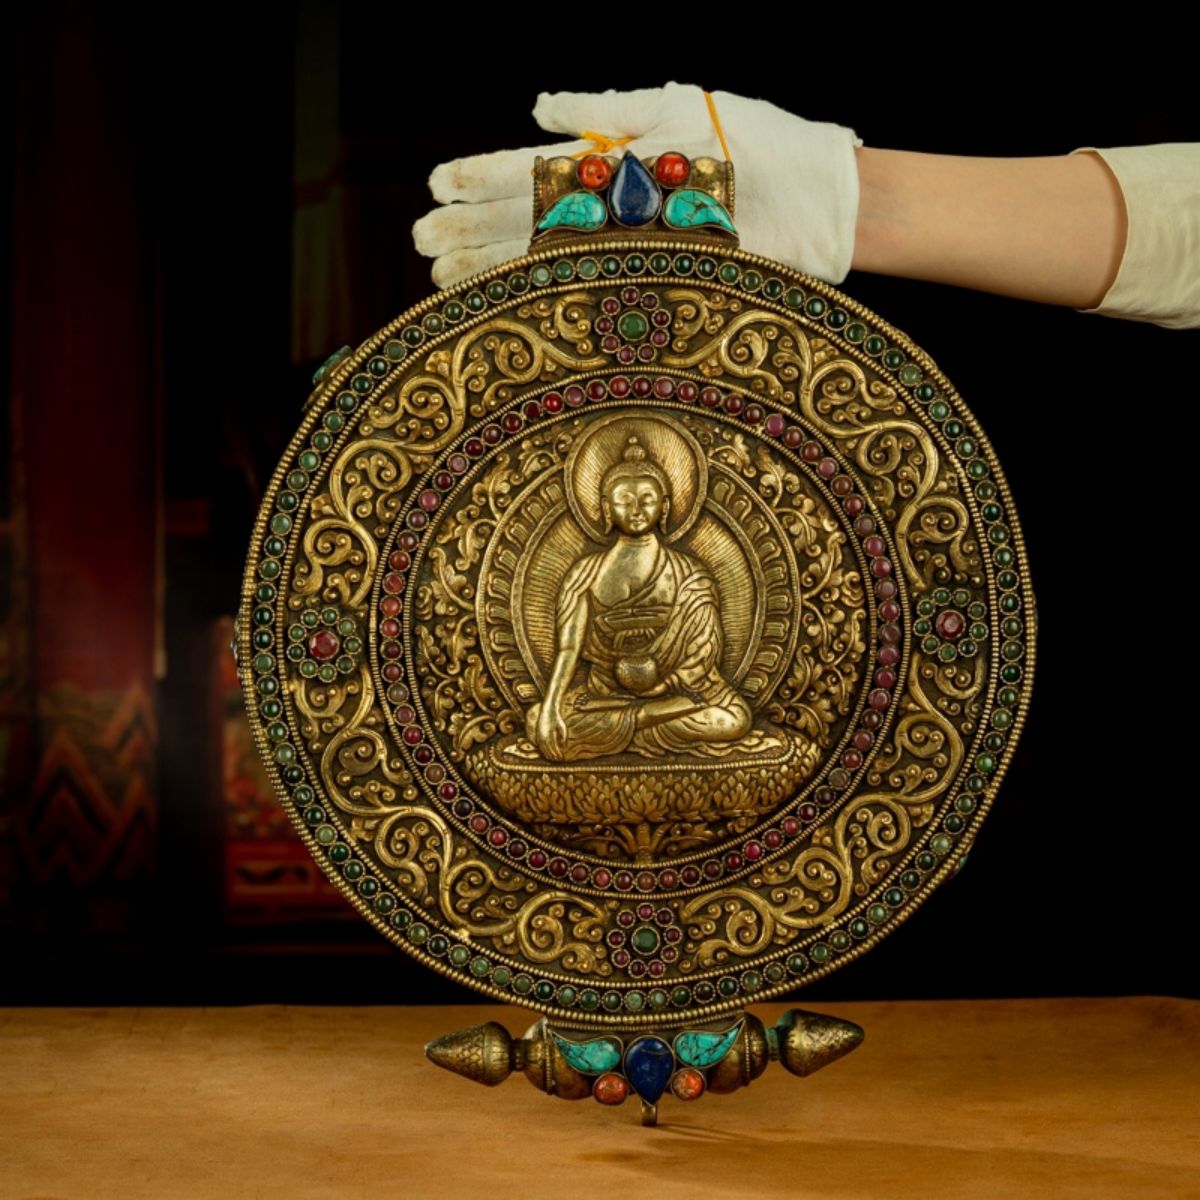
[{"left": 412, "top": 81, "right": 863, "bottom": 290}]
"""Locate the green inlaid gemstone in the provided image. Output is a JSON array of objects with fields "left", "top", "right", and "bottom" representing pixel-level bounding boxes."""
[
  {"left": 828, "top": 308, "right": 848, "bottom": 328},
  {"left": 806, "top": 297, "right": 827, "bottom": 318},
  {"left": 953, "top": 588, "right": 969, "bottom": 606},
  {"left": 676, "top": 1023, "right": 742, "bottom": 1069},
  {"left": 552, "top": 260, "right": 574, "bottom": 281},
  {"left": 696, "top": 257, "right": 717, "bottom": 278},
  {"left": 311, "top": 432, "right": 331, "bottom": 452},
  {"left": 465, "top": 291, "right": 486, "bottom": 312},
  {"left": 530, "top": 265, "right": 552, "bottom": 286},
  {"left": 810, "top": 944, "right": 831, "bottom": 963},
  {"left": 883, "top": 349, "right": 904, "bottom": 369},
  {"left": 850, "top": 920, "right": 869, "bottom": 938},
  {"left": 648, "top": 989, "right": 668, "bottom": 1010},
  {"left": 253, "top": 607, "right": 274, "bottom": 627},
  {"left": 617, "top": 310, "right": 649, "bottom": 342},
  {"left": 558, "top": 986, "right": 578, "bottom": 1007},
  {"left": 555, "top": 1034, "right": 620, "bottom": 1074},
  {"left": 900, "top": 364, "right": 922, "bottom": 386},
  {"left": 649, "top": 253, "right": 670, "bottom": 274},
  {"left": 966, "top": 774, "right": 986, "bottom": 792},
  {"left": 624, "top": 991, "right": 645, "bottom": 1012},
  {"left": 999, "top": 687, "right": 1019, "bottom": 707},
  {"left": 315, "top": 824, "right": 336, "bottom": 845},
  {"left": 385, "top": 340, "right": 405, "bottom": 361},
  {"left": 922, "top": 634, "right": 940, "bottom": 654},
  {"left": 343, "top": 860, "right": 363, "bottom": 881},
  {"left": 513, "top": 973, "right": 532, "bottom": 994},
  {"left": 741, "top": 270, "right": 762, "bottom": 291},
  {"left": 486, "top": 281, "right": 508, "bottom": 301},
  {"left": 901, "top": 870, "right": 921, "bottom": 889},
  {"left": 253, "top": 653, "right": 274, "bottom": 674},
  {"left": 785, "top": 287, "right": 804, "bottom": 308},
  {"left": 1002, "top": 618, "right": 1022, "bottom": 638},
  {"left": 631, "top": 925, "right": 660, "bottom": 955},
  {"left": 323, "top": 412, "right": 343, "bottom": 431},
  {"left": 673, "top": 254, "right": 694, "bottom": 274},
  {"left": 301, "top": 610, "right": 319, "bottom": 627},
  {"left": 985, "top": 733, "right": 1006, "bottom": 752},
  {"left": 264, "top": 537, "right": 285, "bottom": 557},
  {"left": 956, "top": 794, "right": 976, "bottom": 813},
  {"left": 343, "top": 637, "right": 361, "bottom": 654},
  {"left": 330, "top": 843, "right": 349, "bottom": 863},
  {"left": 741, "top": 970, "right": 763, "bottom": 991},
  {"left": 535, "top": 981, "right": 554, "bottom": 1001},
  {"left": 320, "top": 607, "right": 337, "bottom": 624},
  {"left": 995, "top": 547, "right": 1014, "bottom": 565},
  {"left": 470, "top": 957, "right": 490, "bottom": 977},
  {"left": 846, "top": 322, "right": 866, "bottom": 342},
  {"left": 508, "top": 273, "right": 529, "bottom": 294},
  {"left": 885, "top": 888, "right": 904, "bottom": 906},
  {"left": 390, "top": 909, "right": 410, "bottom": 928},
  {"left": 428, "top": 935, "right": 448, "bottom": 955},
  {"left": 958, "top": 639, "right": 977, "bottom": 656},
  {"left": 286, "top": 470, "right": 308, "bottom": 492},
  {"left": 409, "top": 924, "right": 428, "bottom": 944},
  {"left": 930, "top": 401, "right": 950, "bottom": 421},
  {"left": 914, "top": 619, "right": 931, "bottom": 635},
  {"left": 830, "top": 931, "right": 850, "bottom": 951},
  {"left": 916, "top": 851, "right": 936, "bottom": 870},
  {"left": 317, "top": 664, "right": 336, "bottom": 683},
  {"left": 267, "top": 721, "right": 286, "bottom": 741},
  {"left": 270, "top": 515, "right": 292, "bottom": 537},
  {"left": 968, "top": 461, "right": 988, "bottom": 479},
  {"left": 1000, "top": 594, "right": 1019, "bottom": 612},
  {"left": 262, "top": 700, "right": 282, "bottom": 720},
  {"left": 989, "top": 525, "right": 1010, "bottom": 545},
  {"left": 970, "top": 623, "right": 988, "bottom": 641},
  {"left": 763, "top": 278, "right": 784, "bottom": 300},
  {"left": 916, "top": 384, "right": 936, "bottom": 402},
  {"left": 256, "top": 677, "right": 278, "bottom": 694},
  {"left": 336, "top": 391, "right": 358, "bottom": 413},
  {"left": 671, "top": 986, "right": 691, "bottom": 1006},
  {"left": 368, "top": 356, "right": 388, "bottom": 377},
  {"left": 303, "top": 806, "right": 324, "bottom": 825},
  {"left": 283, "top": 766, "right": 303, "bottom": 784},
  {"left": 957, "top": 437, "right": 977, "bottom": 458},
  {"left": 786, "top": 953, "right": 807, "bottom": 975},
  {"left": 374, "top": 894, "right": 394, "bottom": 913},
  {"left": 602, "top": 991, "right": 622, "bottom": 1012},
  {"left": 335, "top": 655, "right": 354, "bottom": 674},
  {"left": 917, "top": 599, "right": 934, "bottom": 616},
  {"left": 491, "top": 967, "right": 511, "bottom": 987},
  {"left": 443, "top": 301, "right": 464, "bottom": 321},
  {"left": 717, "top": 976, "right": 739, "bottom": 997},
  {"left": 578, "top": 258, "right": 600, "bottom": 279},
  {"left": 276, "top": 493, "right": 299, "bottom": 514},
  {"left": 864, "top": 335, "right": 885, "bottom": 355},
  {"left": 580, "top": 989, "right": 600, "bottom": 1010},
  {"left": 1001, "top": 665, "right": 1022, "bottom": 683},
  {"left": 1002, "top": 641, "right": 1023, "bottom": 661},
  {"left": 624, "top": 254, "right": 645, "bottom": 274},
  {"left": 931, "top": 835, "right": 952, "bottom": 856},
  {"left": 351, "top": 375, "right": 372, "bottom": 395},
  {"left": 944, "top": 814, "right": 965, "bottom": 833},
  {"left": 968, "top": 600, "right": 987, "bottom": 618},
  {"left": 258, "top": 559, "right": 281, "bottom": 579},
  {"left": 253, "top": 630, "right": 274, "bottom": 651},
  {"left": 718, "top": 262, "right": 740, "bottom": 284},
  {"left": 765, "top": 963, "right": 785, "bottom": 983},
  {"left": 602, "top": 256, "right": 621, "bottom": 276},
  {"left": 992, "top": 710, "right": 1012, "bottom": 729},
  {"left": 868, "top": 905, "right": 887, "bottom": 924},
  {"left": 449, "top": 945, "right": 470, "bottom": 967},
  {"left": 293, "top": 786, "right": 312, "bottom": 807},
  {"left": 938, "top": 643, "right": 958, "bottom": 662}
]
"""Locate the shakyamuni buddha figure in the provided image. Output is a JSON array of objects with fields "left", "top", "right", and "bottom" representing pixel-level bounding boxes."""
[{"left": 527, "top": 436, "right": 753, "bottom": 761}]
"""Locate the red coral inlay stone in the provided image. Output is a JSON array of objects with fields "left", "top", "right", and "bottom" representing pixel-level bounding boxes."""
[
  {"left": 671, "top": 1067, "right": 705, "bottom": 1101},
  {"left": 593, "top": 1073, "right": 629, "bottom": 1105},
  {"left": 578, "top": 155, "right": 612, "bottom": 190},
  {"left": 654, "top": 152, "right": 690, "bottom": 187}
]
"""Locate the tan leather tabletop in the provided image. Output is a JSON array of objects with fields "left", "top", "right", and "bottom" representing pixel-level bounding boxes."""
[{"left": 1, "top": 997, "right": 1196, "bottom": 1199}]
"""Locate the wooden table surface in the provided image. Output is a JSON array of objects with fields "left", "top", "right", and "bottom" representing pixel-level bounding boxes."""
[{"left": 1, "top": 997, "right": 1196, "bottom": 1199}]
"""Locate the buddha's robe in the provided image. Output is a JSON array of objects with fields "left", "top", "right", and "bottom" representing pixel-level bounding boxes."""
[{"left": 531, "top": 542, "right": 752, "bottom": 760}]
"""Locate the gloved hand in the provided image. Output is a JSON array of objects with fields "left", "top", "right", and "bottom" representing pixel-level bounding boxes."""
[{"left": 412, "top": 82, "right": 862, "bottom": 290}]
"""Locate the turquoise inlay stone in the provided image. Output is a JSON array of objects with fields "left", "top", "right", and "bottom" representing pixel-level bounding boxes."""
[
  {"left": 553, "top": 1034, "right": 622, "bottom": 1075},
  {"left": 536, "top": 190, "right": 607, "bottom": 234},
  {"left": 662, "top": 188, "right": 737, "bottom": 235},
  {"left": 624, "top": 1037, "right": 674, "bottom": 1104},
  {"left": 311, "top": 345, "right": 351, "bottom": 386},
  {"left": 609, "top": 153, "right": 661, "bottom": 226},
  {"left": 674, "top": 1022, "right": 743, "bottom": 1069}
]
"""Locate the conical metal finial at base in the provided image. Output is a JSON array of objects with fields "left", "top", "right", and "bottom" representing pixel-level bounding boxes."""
[
  {"left": 424, "top": 1021, "right": 514, "bottom": 1087},
  {"left": 769, "top": 1009, "right": 865, "bottom": 1077}
]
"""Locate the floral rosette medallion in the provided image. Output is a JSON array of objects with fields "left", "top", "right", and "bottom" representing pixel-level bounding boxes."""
[{"left": 239, "top": 150, "right": 1035, "bottom": 1124}]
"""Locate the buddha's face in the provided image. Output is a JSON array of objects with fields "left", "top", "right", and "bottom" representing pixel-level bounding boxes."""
[{"left": 603, "top": 473, "right": 668, "bottom": 536}]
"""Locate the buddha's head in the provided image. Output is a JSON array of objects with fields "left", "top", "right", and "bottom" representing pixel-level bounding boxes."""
[{"left": 600, "top": 437, "right": 671, "bottom": 536}]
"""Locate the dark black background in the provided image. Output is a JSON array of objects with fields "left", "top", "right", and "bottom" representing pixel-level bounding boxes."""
[{"left": 6, "top": 10, "right": 1197, "bottom": 1005}]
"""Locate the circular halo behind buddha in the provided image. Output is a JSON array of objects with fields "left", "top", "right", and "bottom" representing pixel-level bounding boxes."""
[{"left": 239, "top": 232, "right": 1034, "bottom": 1026}]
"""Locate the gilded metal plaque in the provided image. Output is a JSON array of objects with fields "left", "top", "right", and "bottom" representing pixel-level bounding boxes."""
[{"left": 240, "top": 150, "right": 1034, "bottom": 1118}]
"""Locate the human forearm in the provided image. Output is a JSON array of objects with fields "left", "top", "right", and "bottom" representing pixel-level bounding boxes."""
[{"left": 852, "top": 146, "right": 1127, "bottom": 309}]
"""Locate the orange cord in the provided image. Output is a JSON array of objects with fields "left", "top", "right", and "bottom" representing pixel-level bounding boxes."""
[
  {"left": 570, "top": 131, "right": 636, "bottom": 159},
  {"left": 702, "top": 91, "right": 732, "bottom": 162}
]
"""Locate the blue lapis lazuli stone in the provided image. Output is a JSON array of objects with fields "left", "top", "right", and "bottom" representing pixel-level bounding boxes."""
[
  {"left": 624, "top": 1036, "right": 674, "bottom": 1104},
  {"left": 536, "top": 190, "right": 607, "bottom": 233},
  {"left": 674, "top": 1022, "right": 743, "bottom": 1069},
  {"left": 553, "top": 1034, "right": 621, "bottom": 1075},
  {"left": 609, "top": 153, "right": 661, "bottom": 227},
  {"left": 662, "top": 188, "right": 737, "bottom": 235}
]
